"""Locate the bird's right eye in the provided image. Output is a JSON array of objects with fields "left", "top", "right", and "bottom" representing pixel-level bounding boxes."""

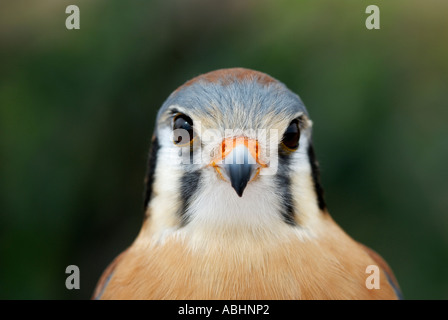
[{"left": 173, "top": 113, "right": 194, "bottom": 145}]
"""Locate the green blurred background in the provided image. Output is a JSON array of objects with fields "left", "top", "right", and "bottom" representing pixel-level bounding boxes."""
[{"left": 1, "top": 0, "right": 447, "bottom": 299}]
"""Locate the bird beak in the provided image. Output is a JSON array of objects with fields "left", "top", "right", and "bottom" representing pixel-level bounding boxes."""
[{"left": 210, "top": 138, "right": 267, "bottom": 197}]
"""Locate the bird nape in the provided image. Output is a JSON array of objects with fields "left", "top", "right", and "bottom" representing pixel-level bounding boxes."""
[{"left": 93, "top": 68, "right": 402, "bottom": 300}]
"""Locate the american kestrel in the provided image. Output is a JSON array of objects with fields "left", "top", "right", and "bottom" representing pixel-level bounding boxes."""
[{"left": 93, "top": 68, "right": 402, "bottom": 300}]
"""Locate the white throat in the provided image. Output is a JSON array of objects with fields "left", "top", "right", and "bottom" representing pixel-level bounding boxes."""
[{"left": 187, "top": 169, "right": 285, "bottom": 231}]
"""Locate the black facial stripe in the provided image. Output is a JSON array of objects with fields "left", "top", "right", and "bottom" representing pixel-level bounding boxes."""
[
  {"left": 276, "top": 151, "right": 297, "bottom": 226},
  {"left": 143, "top": 135, "right": 160, "bottom": 211},
  {"left": 307, "top": 143, "right": 327, "bottom": 211},
  {"left": 179, "top": 170, "right": 201, "bottom": 225}
]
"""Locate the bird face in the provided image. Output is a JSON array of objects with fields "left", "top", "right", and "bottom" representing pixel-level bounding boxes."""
[
  {"left": 95, "top": 68, "right": 402, "bottom": 300},
  {"left": 144, "top": 68, "right": 326, "bottom": 239}
]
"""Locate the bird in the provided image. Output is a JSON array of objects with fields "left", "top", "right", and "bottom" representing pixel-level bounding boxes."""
[{"left": 93, "top": 68, "right": 402, "bottom": 300}]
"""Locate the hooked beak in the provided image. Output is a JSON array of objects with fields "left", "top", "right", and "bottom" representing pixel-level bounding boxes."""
[{"left": 211, "top": 138, "right": 266, "bottom": 197}]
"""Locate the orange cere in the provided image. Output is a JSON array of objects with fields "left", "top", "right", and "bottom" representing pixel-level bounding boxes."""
[{"left": 209, "top": 138, "right": 268, "bottom": 181}]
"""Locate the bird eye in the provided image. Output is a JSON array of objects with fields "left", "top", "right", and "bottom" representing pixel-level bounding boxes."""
[
  {"left": 173, "top": 113, "right": 194, "bottom": 145},
  {"left": 281, "top": 119, "right": 300, "bottom": 151}
]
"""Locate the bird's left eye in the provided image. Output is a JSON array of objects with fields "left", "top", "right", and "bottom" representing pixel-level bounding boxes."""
[
  {"left": 173, "top": 113, "right": 194, "bottom": 145},
  {"left": 281, "top": 119, "right": 300, "bottom": 151}
]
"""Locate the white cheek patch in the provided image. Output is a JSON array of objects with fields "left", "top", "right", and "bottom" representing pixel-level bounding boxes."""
[
  {"left": 148, "top": 127, "right": 187, "bottom": 233},
  {"left": 287, "top": 133, "right": 323, "bottom": 228}
]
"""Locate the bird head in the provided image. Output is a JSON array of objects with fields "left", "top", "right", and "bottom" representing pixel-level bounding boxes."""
[{"left": 143, "top": 68, "right": 326, "bottom": 240}]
